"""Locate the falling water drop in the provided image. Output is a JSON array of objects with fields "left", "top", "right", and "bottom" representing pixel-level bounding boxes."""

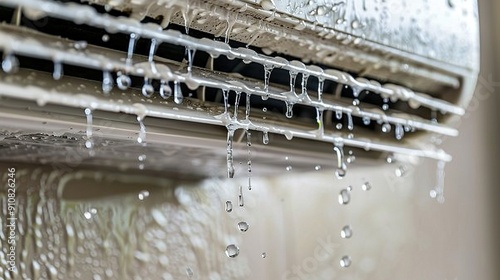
[
  {"left": 138, "top": 190, "right": 150, "bottom": 200},
  {"left": 395, "top": 165, "right": 407, "bottom": 177},
  {"left": 338, "top": 189, "right": 350, "bottom": 205},
  {"left": 395, "top": 124, "right": 404, "bottom": 140},
  {"left": 101, "top": 34, "right": 109, "bottom": 42},
  {"left": 234, "top": 91, "right": 242, "bottom": 120},
  {"left": 381, "top": 123, "right": 391, "bottom": 133},
  {"left": 116, "top": 72, "right": 131, "bottom": 90},
  {"left": 141, "top": 79, "right": 154, "bottom": 97},
  {"left": 225, "top": 244, "right": 240, "bottom": 258},
  {"left": 262, "top": 131, "right": 269, "bottom": 145},
  {"left": 285, "top": 102, "right": 294, "bottom": 118},
  {"left": 361, "top": 182, "right": 372, "bottom": 191},
  {"left": 174, "top": 80, "right": 183, "bottom": 104},
  {"left": 53, "top": 61, "right": 63, "bottom": 80},
  {"left": 341, "top": 225, "right": 353, "bottom": 238},
  {"left": 102, "top": 71, "right": 113, "bottom": 94},
  {"left": 315, "top": 165, "right": 321, "bottom": 171},
  {"left": 346, "top": 113, "right": 354, "bottom": 131},
  {"left": 382, "top": 98, "right": 389, "bottom": 111},
  {"left": 362, "top": 117, "right": 371, "bottom": 125},
  {"left": 238, "top": 185, "right": 244, "bottom": 207},
  {"left": 137, "top": 116, "right": 146, "bottom": 144},
  {"left": 84, "top": 108, "right": 93, "bottom": 149},
  {"left": 159, "top": 81, "right": 172, "bottom": 99},
  {"left": 237, "top": 221, "right": 249, "bottom": 232},
  {"left": 261, "top": 252, "right": 267, "bottom": 258},
  {"left": 225, "top": 201, "right": 233, "bottom": 213},
  {"left": 226, "top": 128, "right": 235, "bottom": 178},
  {"left": 286, "top": 165, "right": 292, "bottom": 171},
  {"left": 431, "top": 110, "right": 438, "bottom": 124},
  {"left": 346, "top": 150, "right": 356, "bottom": 164},
  {"left": 340, "top": 256, "right": 352, "bottom": 267},
  {"left": 2, "top": 54, "right": 19, "bottom": 73}
]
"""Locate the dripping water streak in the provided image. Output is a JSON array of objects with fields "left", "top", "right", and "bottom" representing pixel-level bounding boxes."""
[
  {"left": 222, "top": 89, "right": 229, "bottom": 115},
  {"left": 317, "top": 78, "right": 324, "bottom": 102},
  {"left": 289, "top": 71, "right": 297, "bottom": 94},
  {"left": 186, "top": 47, "right": 196, "bottom": 74},
  {"left": 137, "top": 116, "right": 146, "bottom": 144},
  {"left": 346, "top": 113, "right": 354, "bottom": 131},
  {"left": 246, "top": 130, "right": 252, "bottom": 190},
  {"left": 52, "top": 61, "right": 63, "bottom": 80},
  {"left": 226, "top": 128, "right": 235, "bottom": 178},
  {"left": 238, "top": 185, "right": 244, "bottom": 207},
  {"left": 174, "top": 80, "right": 183, "bottom": 104},
  {"left": 263, "top": 64, "right": 274, "bottom": 96},
  {"left": 285, "top": 102, "right": 294, "bottom": 119},
  {"left": 126, "top": 33, "right": 137, "bottom": 66},
  {"left": 245, "top": 93, "right": 251, "bottom": 120},
  {"left": 234, "top": 91, "right": 241, "bottom": 120},
  {"left": 262, "top": 131, "right": 269, "bottom": 144},
  {"left": 316, "top": 108, "right": 324, "bottom": 135},
  {"left": 102, "top": 71, "right": 113, "bottom": 93},
  {"left": 84, "top": 108, "right": 93, "bottom": 149}
]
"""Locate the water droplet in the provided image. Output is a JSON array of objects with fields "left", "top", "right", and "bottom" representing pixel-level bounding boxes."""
[
  {"left": 53, "top": 61, "right": 63, "bottom": 80},
  {"left": 101, "top": 34, "right": 110, "bottom": 42},
  {"left": 336, "top": 123, "right": 343, "bottom": 130},
  {"left": 263, "top": 64, "right": 274, "bottom": 93},
  {"left": 334, "top": 143, "right": 347, "bottom": 179},
  {"left": 84, "top": 108, "right": 93, "bottom": 149},
  {"left": 83, "top": 211, "right": 92, "bottom": 220},
  {"left": 74, "top": 40, "right": 88, "bottom": 50},
  {"left": 338, "top": 189, "right": 350, "bottom": 205},
  {"left": 225, "top": 201, "right": 233, "bottom": 213},
  {"left": 186, "top": 47, "right": 196, "bottom": 74},
  {"left": 315, "top": 165, "right": 321, "bottom": 171},
  {"left": 234, "top": 91, "right": 242, "bottom": 119},
  {"left": 386, "top": 154, "right": 394, "bottom": 163},
  {"left": 340, "top": 256, "right": 351, "bottom": 267},
  {"left": 262, "top": 107, "right": 268, "bottom": 112},
  {"left": 141, "top": 79, "right": 154, "bottom": 97},
  {"left": 225, "top": 244, "right": 240, "bottom": 258},
  {"left": 289, "top": 70, "right": 297, "bottom": 93},
  {"left": 174, "top": 81, "right": 183, "bottom": 104},
  {"left": 117, "top": 73, "right": 131, "bottom": 90},
  {"left": 262, "top": 131, "right": 269, "bottom": 145},
  {"left": 2, "top": 54, "right": 19, "bottom": 73},
  {"left": 159, "top": 81, "right": 172, "bottom": 99},
  {"left": 395, "top": 165, "right": 407, "bottom": 177},
  {"left": 286, "top": 165, "right": 292, "bottom": 171},
  {"left": 361, "top": 182, "right": 371, "bottom": 191},
  {"left": 238, "top": 221, "right": 249, "bottom": 232},
  {"left": 341, "top": 225, "right": 353, "bottom": 238},
  {"left": 336, "top": 110, "right": 343, "bottom": 120},
  {"left": 395, "top": 124, "right": 404, "bottom": 140},
  {"left": 138, "top": 190, "right": 149, "bottom": 200},
  {"left": 347, "top": 185, "right": 353, "bottom": 192},
  {"left": 137, "top": 116, "right": 146, "bottom": 144},
  {"left": 102, "top": 71, "right": 113, "bottom": 93},
  {"left": 362, "top": 117, "right": 371, "bottom": 125},
  {"left": 381, "top": 123, "right": 391, "bottom": 133},
  {"left": 261, "top": 252, "right": 267, "bottom": 258},
  {"left": 285, "top": 102, "right": 294, "bottom": 118},
  {"left": 382, "top": 98, "right": 389, "bottom": 111}
]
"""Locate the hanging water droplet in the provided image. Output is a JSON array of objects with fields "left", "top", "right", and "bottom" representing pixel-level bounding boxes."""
[
  {"left": 117, "top": 73, "right": 131, "bottom": 90},
  {"left": 285, "top": 102, "right": 294, "bottom": 118},
  {"left": 336, "top": 110, "right": 343, "bottom": 120},
  {"left": 286, "top": 165, "right": 292, "bottom": 171},
  {"left": 186, "top": 47, "right": 196, "bottom": 74},
  {"left": 225, "top": 201, "right": 233, "bottom": 213},
  {"left": 382, "top": 98, "right": 389, "bottom": 111},
  {"left": 381, "top": 123, "right": 391, "bottom": 133},
  {"left": 237, "top": 221, "right": 249, "bottom": 232},
  {"left": 289, "top": 70, "right": 297, "bottom": 93},
  {"left": 2, "top": 54, "right": 19, "bottom": 73},
  {"left": 102, "top": 71, "right": 113, "bottom": 93},
  {"left": 141, "top": 79, "right": 154, "bottom": 97},
  {"left": 386, "top": 154, "right": 394, "bottom": 163},
  {"left": 395, "top": 165, "right": 407, "bottom": 177},
  {"left": 53, "top": 61, "right": 63, "bottom": 80},
  {"left": 340, "top": 256, "right": 351, "bottom": 267},
  {"left": 262, "top": 131, "right": 269, "bottom": 145},
  {"left": 138, "top": 190, "right": 150, "bottom": 200},
  {"left": 159, "top": 81, "right": 172, "bottom": 99},
  {"left": 261, "top": 252, "right": 267, "bottom": 258},
  {"left": 338, "top": 189, "right": 350, "bottom": 205},
  {"left": 334, "top": 143, "right": 347, "bottom": 179},
  {"left": 126, "top": 33, "right": 137, "bottom": 66},
  {"left": 362, "top": 117, "right": 371, "bottom": 125},
  {"left": 341, "top": 225, "right": 353, "bottom": 239},
  {"left": 225, "top": 244, "right": 240, "bottom": 258},
  {"left": 263, "top": 64, "right": 274, "bottom": 93},
  {"left": 395, "top": 124, "right": 404, "bottom": 140},
  {"left": 346, "top": 113, "right": 354, "bottom": 131},
  {"left": 361, "top": 182, "right": 371, "bottom": 191},
  {"left": 174, "top": 81, "right": 183, "bottom": 104}
]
